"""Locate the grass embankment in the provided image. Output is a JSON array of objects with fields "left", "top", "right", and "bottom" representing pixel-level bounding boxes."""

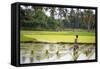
[{"left": 20, "top": 31, "right": 95, "bottom": 43}]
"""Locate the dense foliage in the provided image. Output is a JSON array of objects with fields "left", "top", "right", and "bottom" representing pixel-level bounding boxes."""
[{"left": 20, "top": 5, "right": 96, "bottom": 31}]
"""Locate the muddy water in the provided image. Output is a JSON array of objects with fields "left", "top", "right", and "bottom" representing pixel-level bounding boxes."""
[{"left": 20, "top": 43, "right": 95, "bottom": 64}]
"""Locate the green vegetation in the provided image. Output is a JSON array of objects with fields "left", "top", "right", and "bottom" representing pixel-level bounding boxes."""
[
  {"left": 20, "top": 5, "right": 95, "bottom": 32},
  {"left": 20, "top": 31, "right": 95, "bottom": 43},
  {"left": 20, "top": 5, "right": 96, "bottom": 44},
  {"left": 20, "top": 5, "right": 96, "bottom": 63}
]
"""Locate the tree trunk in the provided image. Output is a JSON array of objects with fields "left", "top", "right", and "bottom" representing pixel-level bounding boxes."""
[
  {"left": 87, "top": 15, "right": 91, "bottom": 32},
  {"left": 87, "top": 23, "right": 90, "bottom": 32}
]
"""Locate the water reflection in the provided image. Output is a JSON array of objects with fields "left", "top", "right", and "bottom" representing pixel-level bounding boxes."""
[{"left": 20, "top": 43, "right": 95, "bottom": 64}]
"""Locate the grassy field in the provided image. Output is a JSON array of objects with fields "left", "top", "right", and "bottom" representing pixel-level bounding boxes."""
[{"left": 20, "top": 31, "right": 95, "bottom": 43}]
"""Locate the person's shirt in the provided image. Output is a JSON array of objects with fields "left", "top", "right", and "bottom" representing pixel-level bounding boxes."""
[{"left": 74, "top": 38, "right": 78, "bottom": 44}]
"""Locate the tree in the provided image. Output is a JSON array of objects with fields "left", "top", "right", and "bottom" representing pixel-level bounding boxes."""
[
  {"left": 49, "top": 7, "right": 56, "bottom": 19},
  {"left": 83, "top": 9, "right": 94, "bottom": 32},
  {"left": 69, "top": 8, "right": 76, "bottom": 31},
  {"left": 20, "top": 5, "right": 96, "bottom": 31},
  {"left": 57, "top": 8, "right": 65, "bottom": 30}
]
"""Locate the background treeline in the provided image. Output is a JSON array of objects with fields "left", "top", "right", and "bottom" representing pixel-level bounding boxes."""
[{"left": 20, "top": 5, "right": 96, "bottom": 32}]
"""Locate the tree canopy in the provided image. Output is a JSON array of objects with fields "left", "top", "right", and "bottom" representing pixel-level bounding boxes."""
[{"left": 20, "top": 5, "right": 96, "bottom": 32}]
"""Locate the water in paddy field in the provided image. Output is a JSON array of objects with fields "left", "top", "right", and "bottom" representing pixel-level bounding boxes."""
[{"left": 20, "top": 43, "right": 95, "bottom": 64}]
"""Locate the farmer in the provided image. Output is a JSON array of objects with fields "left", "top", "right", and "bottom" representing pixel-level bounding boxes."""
[
  {"left": 74, "top": 35, "right": 79, "bottom": 50},
  {"left": 73, "top": 35, "right": 79, "bottom": 60}
]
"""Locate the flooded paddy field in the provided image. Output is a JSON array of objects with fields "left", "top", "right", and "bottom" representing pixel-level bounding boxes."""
[{"left": 20, "top": 43, "right": 95, "bottom": 64}]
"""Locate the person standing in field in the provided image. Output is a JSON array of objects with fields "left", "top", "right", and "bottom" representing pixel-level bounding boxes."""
[
  {"left": 74, "top": 35, "right": 79, "bottom": 50},
  {"left": 73, "top": 35, "right": 79, "bottom": 61}
]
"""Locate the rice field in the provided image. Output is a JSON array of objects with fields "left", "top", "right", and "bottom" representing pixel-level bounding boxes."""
[{"left": 20, "top": 31, "right": 95, "bottom": 43}]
